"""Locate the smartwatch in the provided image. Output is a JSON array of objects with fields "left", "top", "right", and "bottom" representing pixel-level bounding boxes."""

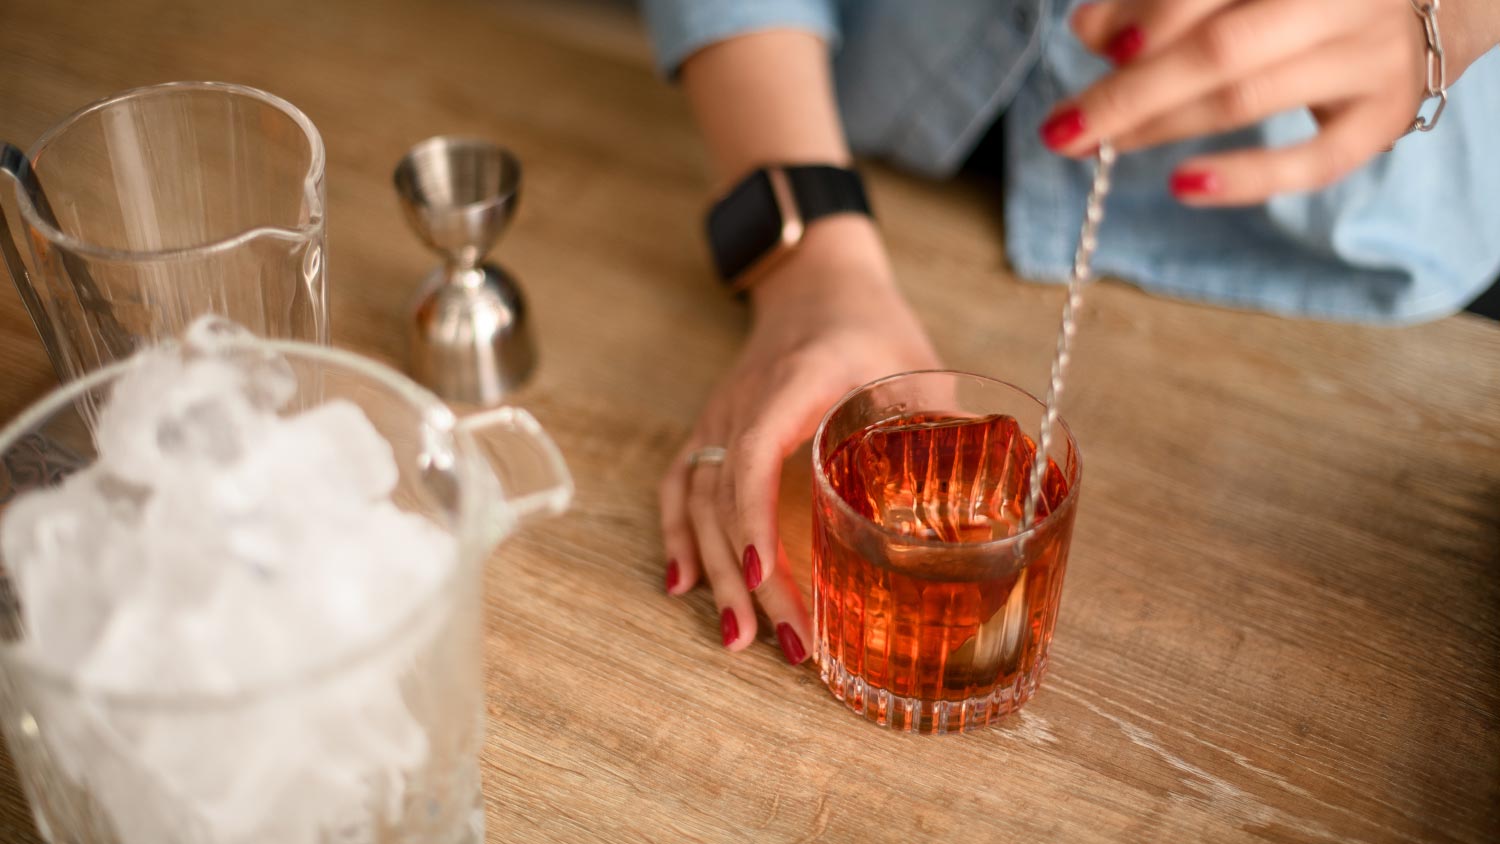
[{"left": 705, "top": 164, "right": 872, "bottom": 290}]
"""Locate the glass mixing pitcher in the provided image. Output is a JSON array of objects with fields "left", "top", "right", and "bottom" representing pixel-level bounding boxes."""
[
  {"left": 0, "top": 333, "right": 572, "bottom": 844},
  {"left": 0, "top": 81, "right": 327, "bottom": 381}
]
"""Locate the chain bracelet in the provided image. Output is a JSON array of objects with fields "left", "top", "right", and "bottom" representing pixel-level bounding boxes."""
[{"left": 1408, "top": 0, "right": 1447, "bottom": 133}]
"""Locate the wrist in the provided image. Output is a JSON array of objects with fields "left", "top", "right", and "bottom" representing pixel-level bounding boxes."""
[
  {"left": 1443, "top": 0, "right": 1500, "bottom": 78},
  {"left": 746, "top": 216, "right": 897, "bottom": 316}
]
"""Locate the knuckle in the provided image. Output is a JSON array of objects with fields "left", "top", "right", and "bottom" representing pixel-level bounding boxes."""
[
  {"left": 1196, "top": 18, "right": 1246, "bottom": 69},
  {"left": 686, "top": 482, "right": 717, "bottom": 520},
  {"left": 733, "top": 430, "right": 784, "bottom": 493},
  {"left": 715, "top": 474, "right": 738, "bottom": 518},
  {"left": 1137, "top": 0, "right": 1181, "bottom": 33},
  {"left": 770, "top": 350, "right": 807, "bottom": 377},
  {"left": 708, "top": 572, "right": 748, "bottom": 603},
  {"left": 706, "top": 578, "right": 739, "bottom": 607},
  {"left": 1217, "top": 80, "right": 1263, "bottom": 126},
  {"left": 1088, "top": 81, "right": 1130, "bottom": 126},
  {"left": 1217, "top": 156, "right": 1268, "bottom": 201},
  {"left": 1310, "top": 143, "right": 1357, "bottom": 187},
  {"left": 660, "top": 506, "right": 687, "bottom": 534},
  {"left": 776, "top": 347, "right": 827, "bottom": 382},
  {"left": 720, "top": 467, "right": 744, "bottom": 509},
  {"left": 732, "top": 425, "right": 775, "bottom": 464}
]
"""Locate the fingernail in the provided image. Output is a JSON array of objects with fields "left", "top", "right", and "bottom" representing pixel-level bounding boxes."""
[
  {"left": 1106, "top": 25, "right": 1144, "bottom": 65},
  {"left": 720, "top": 608, "right": 739, "bottom": 647},
  {"left": 1170, "top": 169, "right": 1221, "bottom": 198},
  {"left": 742, "top": 545, "right": 763, "bottom": 591},
  {"left": 1041, "top": 108, "right": 1086, "bottom": 150},
  {"left": 665, "top": 560, "right": 680, "bottom": 593},
  {"left": 776, "top": 623, "right": 807, "bottom": 664}
]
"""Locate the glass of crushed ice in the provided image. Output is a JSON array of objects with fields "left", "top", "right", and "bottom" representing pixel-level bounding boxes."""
[{"left": 0, "top": 317, "right": 572, "bottom": 844}]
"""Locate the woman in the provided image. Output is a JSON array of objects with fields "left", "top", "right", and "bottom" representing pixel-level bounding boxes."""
[{"left": 642, "top": 0, "right": 1500, "bottom": 663}]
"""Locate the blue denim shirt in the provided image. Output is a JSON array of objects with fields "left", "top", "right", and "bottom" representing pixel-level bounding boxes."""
[{"left": 642, "top": 0, "right": 1500, "bottom": 323}]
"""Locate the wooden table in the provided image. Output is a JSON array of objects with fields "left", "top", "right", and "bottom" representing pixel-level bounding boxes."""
[{"left": 2, "top": 1, "right": 1497, "bottom": 841}]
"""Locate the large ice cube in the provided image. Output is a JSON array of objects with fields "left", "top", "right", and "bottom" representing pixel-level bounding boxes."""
[
  {"left": 0, "top": 474, "right": 123, "bottom": 671},
  {"left": 94, "top": 355, "right": 268, "bottom": 484},
  {"left": 214, "top": 399, "right": 400, "bottom": 516},
  {"left": 851, "top": 413, "right": 1043, "bottom": 543}
]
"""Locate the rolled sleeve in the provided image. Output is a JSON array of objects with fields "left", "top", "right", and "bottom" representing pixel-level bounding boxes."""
[{"left": 640, "top": 0, "right": 841, "bottom": 78}]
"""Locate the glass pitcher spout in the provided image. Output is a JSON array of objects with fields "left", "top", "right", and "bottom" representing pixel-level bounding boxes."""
[{"left": 0, "top": 82, "right": 329, "bottom": 382}]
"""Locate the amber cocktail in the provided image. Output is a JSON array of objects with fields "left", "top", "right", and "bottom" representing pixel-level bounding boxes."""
[{"left": 812, "top": 371, "right": 1080, "bottom": 733}]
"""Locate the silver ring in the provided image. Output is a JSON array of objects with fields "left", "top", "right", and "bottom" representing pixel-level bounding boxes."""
[{"left": 686, "top": 446, "right": 728, "bottom": 468}]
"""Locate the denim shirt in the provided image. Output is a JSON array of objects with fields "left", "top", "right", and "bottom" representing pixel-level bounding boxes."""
[{"left": 642, "top": 0, "right": 1500, "bottom": 323}]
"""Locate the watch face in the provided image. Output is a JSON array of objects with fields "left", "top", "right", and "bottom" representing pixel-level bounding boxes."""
[{"left": 707, "top": 170, "right": 784, "bottom": 281}]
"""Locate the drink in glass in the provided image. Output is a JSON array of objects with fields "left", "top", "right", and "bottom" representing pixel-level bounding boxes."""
[{"left": 811, "top": 370, "right": 1080, "bottom": 733}]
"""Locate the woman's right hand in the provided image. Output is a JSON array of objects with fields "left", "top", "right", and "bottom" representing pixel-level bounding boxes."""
[{"left": 658, "top": 217, "right": 941, "bottom": 663}]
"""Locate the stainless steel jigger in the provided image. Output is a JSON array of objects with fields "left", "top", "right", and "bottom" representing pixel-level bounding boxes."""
[{"left": 395, "top": 137, "right": 536, "bottom": 406}]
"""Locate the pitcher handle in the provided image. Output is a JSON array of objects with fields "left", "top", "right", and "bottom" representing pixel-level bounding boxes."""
[
  {"left": 455, "top": 406, "right": 574, "bottom": 523},
  {"left": 0, "top": 143, "right": 69, "bottom": 378}
]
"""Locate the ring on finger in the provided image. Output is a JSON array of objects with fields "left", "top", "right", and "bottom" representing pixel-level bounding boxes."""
[{"left": 686, "top": 446, "right": 728, "bottom": 469}]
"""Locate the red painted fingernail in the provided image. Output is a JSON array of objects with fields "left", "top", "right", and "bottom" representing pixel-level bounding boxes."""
[
  {"left": 1041, "top": 108, "right": 1086, "bottom": 150},
  {"left": 720, "top": 608, "right": 739, "bottom": 647},
  {"left": 665, "top": 560, "right": 680, "bottom": 593},
  {"left": 776, "top": 623, "right": 807, "bottom": 664},
  {"left": 1170, "top": 169, "right": 1221, "bottom": 198},
  {"left": 1106, "top": 25, "right": 1144, "bottom": 65},
  {"left": 743, "top": 545, "right": 763, "bottom": 591}
]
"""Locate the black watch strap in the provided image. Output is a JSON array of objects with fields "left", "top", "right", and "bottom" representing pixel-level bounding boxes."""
[
  {"left": 784, "top": 165, "right": 871, "bottom": 225},
  {"left": 706, "top": 164, "right": 873, "bottom": 287}
]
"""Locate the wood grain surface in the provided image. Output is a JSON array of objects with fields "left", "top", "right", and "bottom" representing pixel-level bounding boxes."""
[{"left": 1, "top": 1, "right": 1497, "bottom": 841}]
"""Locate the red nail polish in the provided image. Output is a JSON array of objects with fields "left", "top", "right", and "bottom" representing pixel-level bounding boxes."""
[
  {"left": 665, "top": 560, "right": 680, "bottom": 593},
  {"left": 720, "top": 608, "right": 739, "bottom": 647},
  {"left": 1106, "top": 25, "right": 1144, "bottom": 65},
  {"left": 743, "top": 545, "right": 762, "bottom": 591},
  {"left": 1041, "top": 108, "right": 1086, "bottom": 150},
  {"left": 1170, "top": 169, "right": 1221, "bottom": 198},
  {"left": 776, "top": 623, "right": 807, "bottom": 664}
]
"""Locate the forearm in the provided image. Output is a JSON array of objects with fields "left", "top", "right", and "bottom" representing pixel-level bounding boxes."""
[
  {"left": 680, "top": 29, "right": 848, "bottom": 186},
  {"left": 678, "top": 29, "right": 895, "bottom": 313}
]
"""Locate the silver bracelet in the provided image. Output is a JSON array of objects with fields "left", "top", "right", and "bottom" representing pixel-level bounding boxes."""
[{"left": 1408, "top": 0, "right": 1448, "bottom": 133}]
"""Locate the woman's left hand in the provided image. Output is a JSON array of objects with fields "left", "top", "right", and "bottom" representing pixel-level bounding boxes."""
[{"left": 1045, "top": 0, "right": 1497, "bottom": 206}]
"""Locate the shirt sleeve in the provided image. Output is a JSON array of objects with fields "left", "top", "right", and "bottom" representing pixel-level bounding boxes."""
[{"left": 639, "top": 0, "right": 841, "bottom": 78}]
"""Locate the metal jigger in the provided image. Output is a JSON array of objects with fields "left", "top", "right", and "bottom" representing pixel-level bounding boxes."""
[{"left": 395, "top": 137, "right": 535, "bottom": 406}]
